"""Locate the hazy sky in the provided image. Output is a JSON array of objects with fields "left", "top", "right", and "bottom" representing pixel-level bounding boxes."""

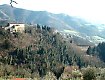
[{"left": 0, "top": 0, "right": 105, "bottom": 23}]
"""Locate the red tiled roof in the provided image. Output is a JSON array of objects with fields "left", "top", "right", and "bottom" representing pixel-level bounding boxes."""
[{"left": 11, "top": 78, "right": 27, "bottom": 80}]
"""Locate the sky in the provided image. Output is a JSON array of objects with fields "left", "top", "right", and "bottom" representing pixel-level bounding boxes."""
[{"left": 0, "top": 0, "right": 105, "bottom": 24}]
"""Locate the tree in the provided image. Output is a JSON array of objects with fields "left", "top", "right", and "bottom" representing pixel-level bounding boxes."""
[
  {"left": 51, "top": 64, "right": 64, "bottom": 80},
  {"left": 2, "top": 39, "right": 12, "bottom": 49},
  {"left": 97, "top": 42, "right": 105, "bottom": 62},
  {"left": 86, "top": 46, "right": 93, "bottom": 55},
  {"left": 10, "top": 0, "right": 18, "bottom": 7}
]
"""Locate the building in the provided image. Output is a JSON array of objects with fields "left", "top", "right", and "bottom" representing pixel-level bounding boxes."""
[
  {"left": 5, "top": 23, "right": 25, "bottom": 33},
  {"left": 77, "top": 45, "right": 90, "bottom": 51}
]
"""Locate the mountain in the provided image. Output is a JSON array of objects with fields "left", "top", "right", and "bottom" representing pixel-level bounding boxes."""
[
  {"left": 0, "top": 4, "right": 96, "bottom": 31},
  {"left": 0, "top": 4, "right": 105, "bottom": 44}
]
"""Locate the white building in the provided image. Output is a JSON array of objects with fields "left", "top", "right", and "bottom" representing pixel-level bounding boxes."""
[{"left": 5, "top": 23, "right": 25, "bottom": 33}]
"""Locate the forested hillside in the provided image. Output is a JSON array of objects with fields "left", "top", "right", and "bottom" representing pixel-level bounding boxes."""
[
  {"left": 0, "top": 23, "right": 105, "bottom": 80},
  {"left": 87, "top": 42, "right": 105, "bottom": 62}
]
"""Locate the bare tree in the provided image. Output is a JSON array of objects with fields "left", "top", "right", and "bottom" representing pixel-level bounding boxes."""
[{"left": 10, "top": 0, "right": 18, "bottom": 7}]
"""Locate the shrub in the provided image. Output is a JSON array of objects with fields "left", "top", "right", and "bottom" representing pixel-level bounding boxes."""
[
  {"left": 72, "top": 70, "right": 82, "bottom": 79},
  {"left": 43, "top": 71, "right": 56, "bottom": 80},
  {"left": 83, "top": 67, "right": 96, "bottom": 80},
  {"left": 100, "top": 68, "right": 105, "bottom": 80}
]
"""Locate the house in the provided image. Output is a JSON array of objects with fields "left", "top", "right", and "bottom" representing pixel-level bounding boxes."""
[
  {"left": 5, "top": 23, "right": 25, "bottom": 33},
  {"left": 77, "top": 45, "right": 90, "bottom": 51}
]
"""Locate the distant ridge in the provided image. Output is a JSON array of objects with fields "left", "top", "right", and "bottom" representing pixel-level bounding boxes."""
[
  {"left": 0, "top": 4, "right": 105, "bottom": 44},
  {"left": 0, "top": 4, "right": 93, "bottom": 31}
]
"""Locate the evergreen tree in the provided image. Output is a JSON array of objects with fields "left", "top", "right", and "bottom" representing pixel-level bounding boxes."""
[{"left": 86, "top": 46, "right": 93, "bottom": 55}]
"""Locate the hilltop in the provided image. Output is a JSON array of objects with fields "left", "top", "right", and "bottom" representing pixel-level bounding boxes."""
[{"left": 0, "top": 4, "right": 105, "bottom": 44}]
